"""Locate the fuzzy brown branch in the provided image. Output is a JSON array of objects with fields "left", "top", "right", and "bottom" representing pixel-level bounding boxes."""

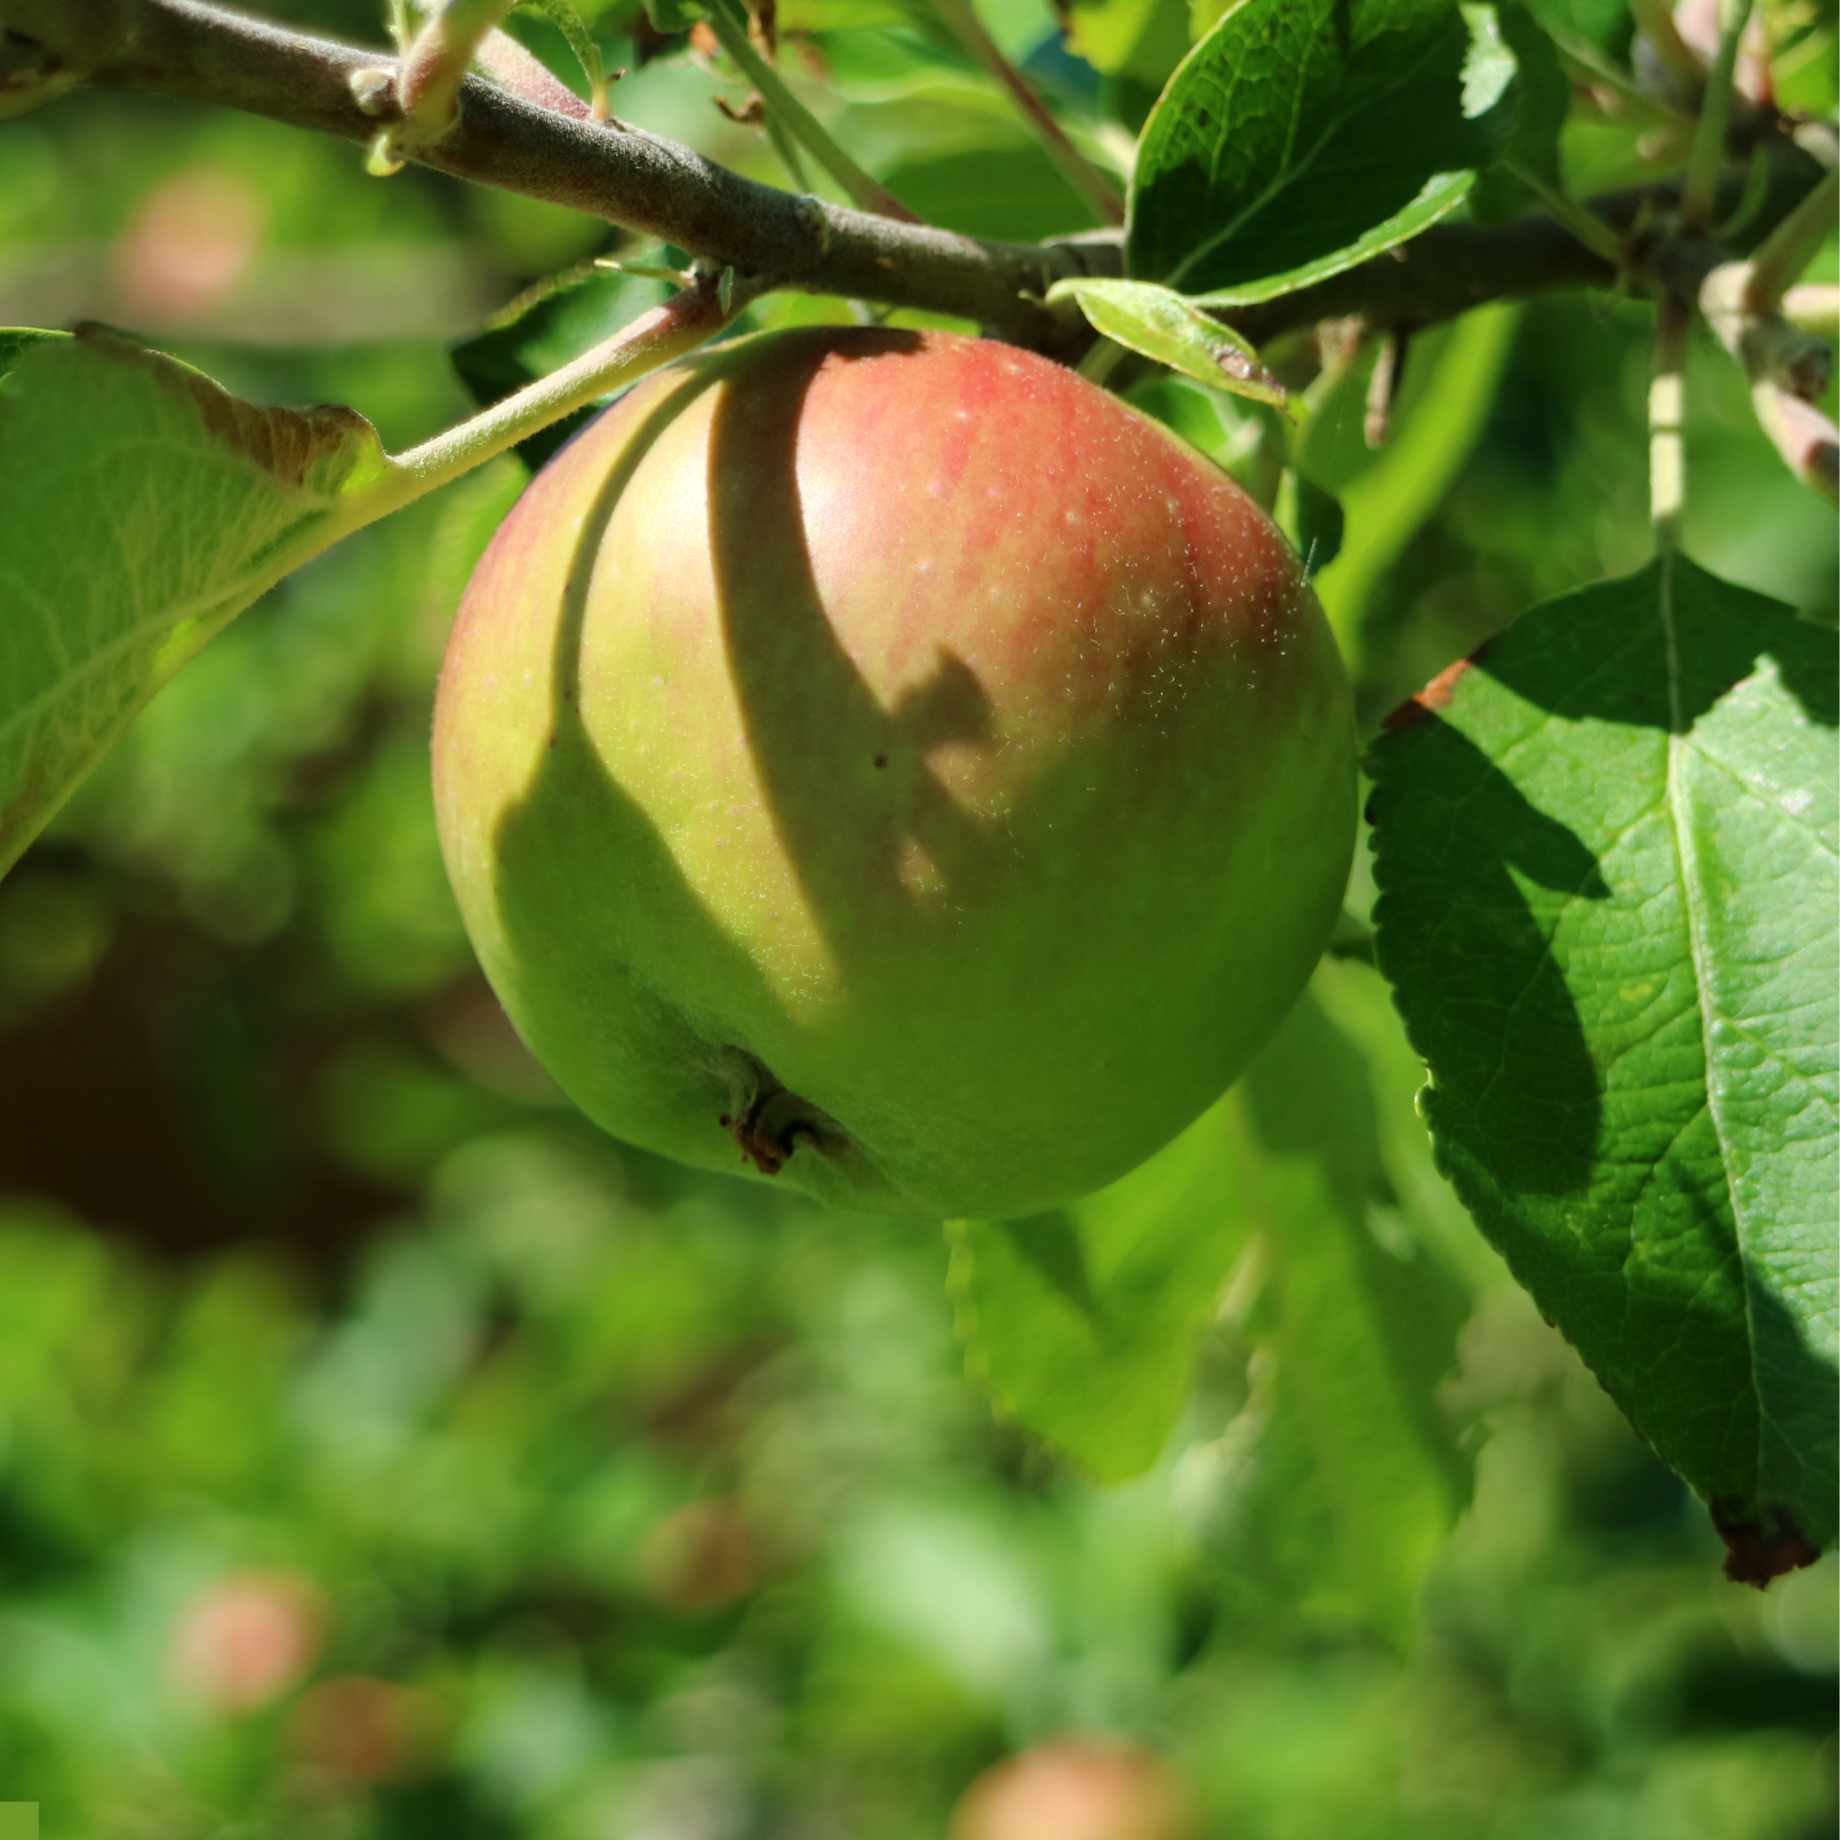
[
  {"left": 5, "top": 0, "right": 1829, "bottom": 356},
  {"left": 10, "top": 0, "right": 1097, "bottom": 344}
]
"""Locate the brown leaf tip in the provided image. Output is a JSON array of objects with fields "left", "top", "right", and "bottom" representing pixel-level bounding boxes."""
[
  {"left": 1381, "top": 649, "right": 1486, "bottom": 733},
  {"left": 1712, "top": 1503, "right": 1822, "bottom": 1588}
]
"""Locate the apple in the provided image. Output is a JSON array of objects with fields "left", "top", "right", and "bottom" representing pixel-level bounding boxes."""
[
  {"left": 951, "top": 1737, "right": 1194, "bottom": 1840},
  {"left": 168, "top": 1569, "right": 325, "bottom": 1715},
  {"left": 434, "top": 327, "right": 1354, "bottom": 1218}
]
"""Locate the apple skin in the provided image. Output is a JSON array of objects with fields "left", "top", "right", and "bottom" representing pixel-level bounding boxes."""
[{"left": 433, "top": 327, "right": 1355, "bottom": 1219}]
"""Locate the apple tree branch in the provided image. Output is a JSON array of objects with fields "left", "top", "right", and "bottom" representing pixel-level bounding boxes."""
[{"left": 3, "top": 0, "right": 1831, "bottom": 357}]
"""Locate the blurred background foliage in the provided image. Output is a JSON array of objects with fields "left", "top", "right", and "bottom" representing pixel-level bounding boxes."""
[{"left": 0, "top": 0, "right": 1835, "bottom": 1834}]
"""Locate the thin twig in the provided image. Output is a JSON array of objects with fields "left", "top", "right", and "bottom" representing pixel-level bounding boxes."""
[
  {"left": 760, "top": 107, "right": 814, "bottom": 192},
  {"left": 1363, "top": 330, "right": 1405, "bottom": 448},
  {"left": 1680, "top": 0, "right": 1755, "bottom": 230},
  {"left": 1782, "top": 284, "right": 1840, "bottom": 339},
  {"left": 701, "top": 0, "right": 916, "bottom": 220},
  {"left": 1505, "top": 161, "right": 1627, "bottom": 267},
  {"left": 928, "top": 0, "right": 1124, "bottom": 226},
  {"left": 397, "top": 0, "right": 518, "bottom": 146},
  {"left": 1742, "top": 168, "right": 1839, "bottom": 313},
  {"left": 17, "top": 0, "right": 1077, "bottom": 339},
  {"left": 383, "top": 267, "right": 747, "bottom": 500},
  {"left": 1749, "top": 384, "right": 1840, "bottom": 503},
  {"left": 1700, "top": 262, "right": 1833, "bottom": 398},
  {"left": 1554, "top": 37, "right": 1694, "bottom": 128}
]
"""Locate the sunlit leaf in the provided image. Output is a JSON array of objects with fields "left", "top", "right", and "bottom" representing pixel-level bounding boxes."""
[
  {"left": 1130, "top": 0, "right": 1522, "bottom": 302},
  {"left": 1047, "top": 277, "right": 1289, "bottom": 407},
  {"left": 0, "top": 330, "right": 387, "bottom": 879}
]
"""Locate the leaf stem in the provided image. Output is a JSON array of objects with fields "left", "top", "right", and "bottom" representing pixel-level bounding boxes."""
[
  {"left": 1553, "top": 36, "right": 1693, "bottom": 129},
  {"left": 354, "top": 272, "right": 747, "bottom": 529},
  {"left": 1741, "top": 169, "right": 1839, "bottom": 314},
  {"left": 1680, "top": 0, "right": 1754, "bottom": 231},
  {"left": 1363, "top": 330, "right": 1404, "bottom": 448},
  {"left": 1782, "top": 284, "right": 1840, "bottom": 340},
  {"left": 702, "top": 0, "right": 917, "bottom": 221},
  {"left": 928, "top": 0, "right": 1124, "bottom": 226},
  {"left": 473, "top": 25, "right": 591, "bottom": 118},
  {"left": 1506, "top": 162, "right": 1627, "bottom": 267},
  {"left": 1699, "top": 262, "right": 1833, "bottom": 399},
  {"left": 761, "top": 106, "right": 815, "bottom": 192},
  {"left": 397, "top": 0, "right": 519, "bottom": 146},
  {"left": 1076, "top": 338, "right": 1126, "bottom": 385},
  {"left": 1749, "top": 384, "right": 1840, "bottom": 504}
]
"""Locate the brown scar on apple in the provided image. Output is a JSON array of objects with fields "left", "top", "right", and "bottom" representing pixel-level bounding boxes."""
[{"left": 1712, "top": 1501, "right": 1822, "bottom": 1587}]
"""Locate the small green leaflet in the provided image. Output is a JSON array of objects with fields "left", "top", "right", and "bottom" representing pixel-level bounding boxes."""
[
  {"left": 0, "top": 329, "right": 387, "bottom": 879},
  {"left": 1046, "top": 278, "right": 1289, "bottom": 409},
  {"left": 1370, "top": 555, "right": 1839, "bottom": 1579},
  {"left": 1129, "top": 0, "right": 1523, "bottom": 304}
]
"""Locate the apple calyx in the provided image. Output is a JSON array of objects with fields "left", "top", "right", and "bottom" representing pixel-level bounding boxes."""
[{"left": 716, "top": 1048, "right": 845, "bottom": 1176}]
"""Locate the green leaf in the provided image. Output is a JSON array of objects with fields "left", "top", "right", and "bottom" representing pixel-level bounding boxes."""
[
  {"left": 947, "top": 1091, "right": 1254, "bottom": 1483},
  {"left": 1048, "top": 278, "right": 1288, "bottom": 407},
  {"left": 1469, "top": 3, "right": 1571, "bottom": 221},
  {"left": 1370, "top": 555, "right": 1839, "bottom": 1577},
  {"left": 880, "top": 141, "right": 1091, "bottom": 241},
  {"left": 1772, "top": 11, "right": 1837, "bottom": 117},
  {"left": 0, "top": 327, "right": 67, "bottom": 383},
  {"left": 1129, "top": 0, "right": 1522, "bottom": 303},
  {"left": 1211, "top": 976, "right": 1472, "bottom": 1643},
  {"left": 1275, "top": 467, "right": 1344, "bottom": 575},
  {"left": 644, "top": 0, "right": 703, "bottom": 33},
  {"left": 0, "top": 329, "right": 387, "bottom": 880},
  {"left": 1521, "top": 0, "right": 1628, "bottom": 56}
]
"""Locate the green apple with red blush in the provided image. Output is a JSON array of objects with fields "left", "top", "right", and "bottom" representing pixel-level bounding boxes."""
[{"left": 433, "top": 326, "right": 1356, "bottom": 1219}]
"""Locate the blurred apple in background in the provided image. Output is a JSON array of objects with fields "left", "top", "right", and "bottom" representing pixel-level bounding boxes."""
[{"left": 952, "top": 1736, "right": 1195, "bottom": 1840}]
